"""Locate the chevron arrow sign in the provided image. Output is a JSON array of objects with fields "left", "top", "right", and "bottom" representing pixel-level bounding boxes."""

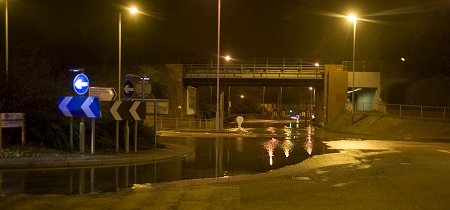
[
  {"left": 57, "top": 96, "right": 101, "bottom": 118},
  {"left": 109, "top": 101, "right": 146, "bottom": 121}
]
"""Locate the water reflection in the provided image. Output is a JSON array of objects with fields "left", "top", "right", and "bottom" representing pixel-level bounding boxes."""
[
  {"left": 262, "top": 138, "right": 279, "bottom": 165},
  {"left": 0, "top": 123, "right": 329, "bottom": 195},
  {"left": 303, "top": 125, "right": 314, "bottom": 155},
  {"left": 281, "top": 140, "right": 294, "bottom": 157}
]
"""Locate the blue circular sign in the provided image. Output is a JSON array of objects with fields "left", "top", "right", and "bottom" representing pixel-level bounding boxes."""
[
  {"left": 122, "top": 79, "right": 135, "bottom": 98},
  {"left": 73, "top": 73, "right": 90, "bottom": 95}
]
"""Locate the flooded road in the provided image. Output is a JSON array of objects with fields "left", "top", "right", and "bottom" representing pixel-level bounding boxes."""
[{"left": 0, "top": 121, "right": 330, "bottom": 195}]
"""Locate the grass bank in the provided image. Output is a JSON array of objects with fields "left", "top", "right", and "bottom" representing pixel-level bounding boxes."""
[{"left": 324, "top": 113, "right": 450, "bottom": 141}]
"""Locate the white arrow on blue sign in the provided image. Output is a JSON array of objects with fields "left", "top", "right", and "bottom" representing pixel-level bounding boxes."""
[
  {"left": 58, "top": 96, "right": 101, "bottom": 118},
  {"left": 122, "top": 79, "right": 135, "bottom": 98},
  {"left": 73, "top": 73, "right": 90, "bottom": 95}
]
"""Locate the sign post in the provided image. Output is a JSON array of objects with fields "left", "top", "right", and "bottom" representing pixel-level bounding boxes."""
[
  {"left": 89, "top": 87, "right": 117, "bottom": 101},
  {"left": 0, "top": 113, "right": 26, "bottom": 149}
]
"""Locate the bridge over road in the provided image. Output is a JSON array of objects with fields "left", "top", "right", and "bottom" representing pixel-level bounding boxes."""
[
  {"left": 182, "top": 58, "right": 326, "bottom": 87},
  {"left": 162, "top": 59, "right": 380, "bottom": 125}
]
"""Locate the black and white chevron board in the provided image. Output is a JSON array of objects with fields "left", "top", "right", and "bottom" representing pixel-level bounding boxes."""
[{"left": 109, "top": 101, "right": 146, "bottom": 121}]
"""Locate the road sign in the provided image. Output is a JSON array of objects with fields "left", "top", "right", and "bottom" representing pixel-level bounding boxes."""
[
  {"left": 110, "top": 101, "right": 146, "bottom": 121},
  {"left": 73, "top": 73, "right": 90, "bottom": 95},
  {"left": 135, "top": 81, "right": 152, "bottom": 96},
  {"left": 122, "top": 80, "right": 135, "bottom": 98},
  {"left": 58, "top": 96, "right": 101, "bottom": 118},
  {"left": 145, "top": 99, "right": 169, "bottom": 115},
  {"left": 1, "top": 113, "right": 25, "bottom": 128},
  {"left": 89, "top": 87, "right": 117, "bottom": 101}
]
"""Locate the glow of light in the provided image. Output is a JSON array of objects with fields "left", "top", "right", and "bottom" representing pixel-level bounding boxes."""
[
  {"left": 282, "top": 140, "right": 294, "bottom": 157},
  {"left": 225, "top": 55, "right": 231, "bottom": 61},
  {"left": 266, "top": 127, "right": 276, "bottom": 133},
  {"left": 401, "top": 57, "right": 406, "bottom": 62},
  {"left": 347, "top": 14, "right": 357, "bottom": 23},
  {"left": 129, "top": 7, "right": 138, "bottom": 14},
  {"left": 314, "top": 62, "right": 319, "bottom": 67},
  {"left": 309, "top": 86, "right": 313, "bottom": 91},
  {"left": 240, "top": 94, "right": 244, "bottom": 99},
  {"left": 347, "top": 88, "right": 362, "bottom": 94},
  {"left": 306, "top": 125, "right": 314, "bottom": 136},
  {"left": 304, "top": 136, "right": 314, "bottom": 155},
  {"left": 262, "top": 138, "right": 279, "bottom": 165}
]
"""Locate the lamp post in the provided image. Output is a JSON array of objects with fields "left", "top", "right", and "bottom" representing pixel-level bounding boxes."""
[
  {"left": 4, "top": 0, "right": 8, "bottom": 83},
  {"left": 118, "top": 6, "right": 139, "bottom": 101},
  {"left": 347, "top": 14, "right": 357, "bottom": 124},
  {"left": 116, "top": 6, "right": 139, "bottom": 153},
  {"left": 216, "top": 0, "right": 221, "bottom": 130}
]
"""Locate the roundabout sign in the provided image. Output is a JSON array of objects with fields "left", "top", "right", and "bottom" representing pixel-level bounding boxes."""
[{"left": 73, "top": 73, "right": 90, "bottom": 95}]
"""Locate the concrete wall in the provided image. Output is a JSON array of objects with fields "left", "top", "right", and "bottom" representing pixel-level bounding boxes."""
[
  {"left": 348, "top": 72, "right": 380, "bottom": 88},
  {"left": 165, "top": 64, "right": 185, "bottom": 118},
  {"left": 324, "top": 65, "right": 348, "bottom": 124},
  {"left": 348, "top": 71, "right": 381, "bottom": 110}
]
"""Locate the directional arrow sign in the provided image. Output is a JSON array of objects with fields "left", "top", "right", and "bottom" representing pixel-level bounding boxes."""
[
  {"left": 58, "top": 96, "right": 101, "bottom": 118},
  {"left": 89, "top": 87, "right": 117, "bottom": 101},
  {"left": 122, "top": 80, "right": 135, "bottom": 98},
  {"left": 109, "top": 101, "right": 145, "bottom": 121},
  {"left": 73, "top": 73, "right": 90, "bottom": 95}
]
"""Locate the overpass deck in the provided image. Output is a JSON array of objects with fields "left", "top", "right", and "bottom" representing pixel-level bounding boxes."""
[{"left": 182, "top": 60, "right": 325, "bottom": 87}]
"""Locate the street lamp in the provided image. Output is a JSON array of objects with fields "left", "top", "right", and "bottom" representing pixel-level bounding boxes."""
[
  {"left": 116, "top": 6, "right": 140, "bottom": 153},
  {"left": 347, "top": 14, "right": 357, "bottom": 124},
  {"left": 118, "top": 6, "right": 140, "bottom": 101},
  {"left": 216, "top": 0, "right": 222, "bottom": 130}
]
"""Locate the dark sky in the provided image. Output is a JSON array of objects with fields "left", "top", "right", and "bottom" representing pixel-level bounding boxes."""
[{"left": 1, "top": 0, "right": 449, "bottom": 67}]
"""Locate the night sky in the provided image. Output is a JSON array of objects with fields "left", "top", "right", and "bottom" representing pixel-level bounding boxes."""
[{"left": 1, "top": 0, "right": 449, "bottom": 69}]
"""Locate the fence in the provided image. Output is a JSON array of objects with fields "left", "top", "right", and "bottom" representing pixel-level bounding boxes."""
[
  {"left": 146, "top": 117, "right": 216, "bottom": 130},
  {"left": 352, "top": 102, "right": 450, "bottom": 121}
]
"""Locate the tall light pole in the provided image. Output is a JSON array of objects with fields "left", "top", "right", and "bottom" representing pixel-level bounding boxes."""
[
  {"left": 4, "top": 0, "right": 8, "bottom": 83},
  {"left": 347, "top": 14, "right": 357, "bottom": 124},
  {"left": 116, "top": 6, "right": 139, "bottom": 153},
  {"left": 216, "top": 0, "right": 221, "bottom": 130},
  {"left": 118, "top": 6, "right": 139, "bottom": 101}
]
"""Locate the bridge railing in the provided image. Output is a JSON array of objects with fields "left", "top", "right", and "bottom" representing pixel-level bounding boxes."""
[{"left": 183, "top": 62, "right": 325, "bottom": 80}]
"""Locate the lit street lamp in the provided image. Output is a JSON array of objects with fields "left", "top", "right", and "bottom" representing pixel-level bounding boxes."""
[
  {"left": 116, "top": 6, "right": 139, "bottom": 153},
  {"left": 347, "top": 14, "right": 357, "bottom": 124},
  {"left": 118, "top": 6, "right": 139, "bottom": 101}
]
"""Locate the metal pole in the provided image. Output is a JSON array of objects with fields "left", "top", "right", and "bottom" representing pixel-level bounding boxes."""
[
  {"left": 5, "top": 0, "right": 8, "bottom": 82},
  {"left": 79, "top": 118, "right": 85, "bottom": 153},
  {"left": 262, "top": 86, "right": 265, "bottom": 115},
  {"left": 115, "top": 121, "right": 119, "bottom": 153},
  {"left": 70, "top": 117, "right": 74, "bottom": 150},
  {"left": 351, "top": 19, "right": 357, "bottom": 124},
  {"left": 115, "top": 12, "right": 122, "bottom": 153},
  {"left": 216, "top": 0, "right": 221, "bottom": 131},
  {"left": 134, "top": 121, "right": 137, "bottom": 152},
  {"left": 154, "top": 99, "right": 157, "bottom": 149},
  {"left": 124, "top": 120, "right": 129, "bottom": 153},
  {"left": 118, "top": 12, "right": 122, "bottom": 101},
  {"left": 0, "top": 114, "right": 2, "bottom": 150},
  {"left": 91, "top": 118, "right": 95, "bottom": 154},
  {"left": 228, "top": 86, "right": 230, "bottom": 114}
]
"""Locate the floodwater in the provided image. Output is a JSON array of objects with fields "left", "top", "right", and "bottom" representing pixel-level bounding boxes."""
[{"left": 0, "top": 121, "right": 331, "bottom": 195}]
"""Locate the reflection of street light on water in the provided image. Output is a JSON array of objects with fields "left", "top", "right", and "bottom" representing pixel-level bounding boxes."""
[
  {"left": 262, "top": 138, "right": 279, "bottom": 166},
  {"left": 281, "top": 140, "right": 294, "bottom": 158}
]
